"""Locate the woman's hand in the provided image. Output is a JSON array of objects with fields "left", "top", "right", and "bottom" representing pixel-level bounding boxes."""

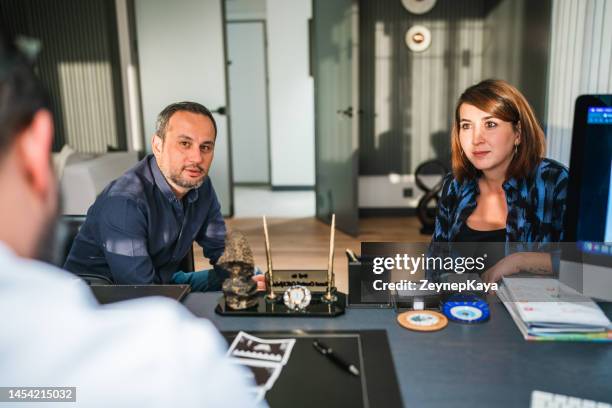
[
  {"left": 481, "top": 253, "right": 521, "bottom": 284},
  {"left": 482, "top": 252, "right": 552, "bottom": 284}
]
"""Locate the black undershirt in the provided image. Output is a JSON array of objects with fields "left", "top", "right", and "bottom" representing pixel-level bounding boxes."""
[
  {"left": 454, "top": 223, "right": 506, "bottom": 272},
  {"left": 455, "top": 223, "right": 506, "bottom": 243}
]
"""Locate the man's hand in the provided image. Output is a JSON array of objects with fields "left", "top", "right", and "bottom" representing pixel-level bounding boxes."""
[
  {"left": 252, "top": 274, "right": 266, "bottom": 291},
  {"left": 251, "top": 266, "right": 266, "bottom": 291}
]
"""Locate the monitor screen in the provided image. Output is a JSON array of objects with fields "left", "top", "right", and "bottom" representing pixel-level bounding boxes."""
[
  {"left": 577, "top": 107, "right": 612, "bottom": 251},
  {"left": 561, "top": 95, "right": 612, "bottom": 301},
  {"left": 564, "top": 96, "right": 612, "bottom": 268}
]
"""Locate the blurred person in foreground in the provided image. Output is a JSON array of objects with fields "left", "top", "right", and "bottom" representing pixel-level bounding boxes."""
[{"left": 0, "top": 32, "right": 263, "bottom": 407}]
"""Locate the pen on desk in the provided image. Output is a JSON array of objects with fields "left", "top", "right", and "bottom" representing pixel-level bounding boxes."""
[{"left": 313, "top": 339, "right": 360, "bottom": 376}]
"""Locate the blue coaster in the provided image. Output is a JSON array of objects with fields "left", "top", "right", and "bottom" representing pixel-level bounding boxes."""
[{"left": 442, "top": 294, "right": 490, "bottom": 323}]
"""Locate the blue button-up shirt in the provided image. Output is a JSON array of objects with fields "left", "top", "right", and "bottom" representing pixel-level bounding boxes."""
[{"left": 64, "top": 155, "right": 226, "bottom": 284}]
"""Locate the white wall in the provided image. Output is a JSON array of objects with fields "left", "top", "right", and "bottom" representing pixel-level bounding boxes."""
[
  {"left": 266, "top": 0, "right": 315, "bottom": 187},
  {"left": 226, "top": 0, "right": 266, "bottom": 20},
  {"left": 359, "top": 175, "right": 441, "bottom": 209},
  {"left": 115, "top": 0, "right": 144, "bottom": 153},
  {"left": 546, "top": 0, "right": 612, "bottom": 166},
  {"left": 227, "top": 22, "right": 270, "bottom": 183}
]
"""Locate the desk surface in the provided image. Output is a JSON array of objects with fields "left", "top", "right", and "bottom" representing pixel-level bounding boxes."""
[
  {"left": 223, "top": 330, "right": 401, "bottom": 408},
  {"left": 183, "top": 293, "right": 612, "bottom": 407}
]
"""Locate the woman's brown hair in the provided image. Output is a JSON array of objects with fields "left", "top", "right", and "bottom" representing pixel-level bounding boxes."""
[{"left": 450, "top": 79, "right": 545, "bottom": 182}]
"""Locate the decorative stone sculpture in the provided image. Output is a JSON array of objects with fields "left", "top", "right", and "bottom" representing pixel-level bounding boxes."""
[{"left": 219, "top": 231, "right": 259, "bottom": 310}]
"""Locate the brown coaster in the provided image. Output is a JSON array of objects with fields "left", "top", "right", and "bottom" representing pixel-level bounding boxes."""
[{"left": 397, "top": 310, "right": 448, "bottom": 332}]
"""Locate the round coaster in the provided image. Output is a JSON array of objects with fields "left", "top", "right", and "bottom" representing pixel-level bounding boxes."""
[
  {"left": 397, "top": 310, "right": 448, "bottom": 332},
  {"left": 442, "top": 294, "right": 490, "bottom": 324}
]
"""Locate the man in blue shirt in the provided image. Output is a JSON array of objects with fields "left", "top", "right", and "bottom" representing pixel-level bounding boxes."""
[{"left": 64, "top": 102, "right": 228, "bottom": 291}]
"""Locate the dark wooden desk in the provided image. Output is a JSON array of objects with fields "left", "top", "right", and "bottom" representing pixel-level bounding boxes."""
[{"left": 183, "top": 293, "right": 612, "bottom": 407}]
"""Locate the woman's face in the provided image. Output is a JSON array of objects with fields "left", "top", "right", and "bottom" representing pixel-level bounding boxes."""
[{"left": 458, "top": 103, "right": 519, "bottom": 176}]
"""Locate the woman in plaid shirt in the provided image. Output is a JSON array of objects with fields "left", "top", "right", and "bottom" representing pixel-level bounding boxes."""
[{"left": 431, "top": 79, "right": 568, "bottom": 283}]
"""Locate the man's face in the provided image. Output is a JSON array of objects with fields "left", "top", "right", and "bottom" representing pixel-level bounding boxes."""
[{"left": 152, "top": 111, "right": 216, "bottom": 196}]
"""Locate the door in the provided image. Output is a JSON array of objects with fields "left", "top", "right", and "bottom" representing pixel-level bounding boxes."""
[
  {"left": 313, "top": 0, "right": 359, "bottom": 235},
  {"left": 227, "top": 21, "right": 271, "bottom": 184},
  {"left": 134, "top": 0, "right": 233, "bottom": 215}
]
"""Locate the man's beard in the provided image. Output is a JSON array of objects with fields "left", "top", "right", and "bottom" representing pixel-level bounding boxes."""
[{"left": 167, "top": 166, "right": 206, "bottom": 190}]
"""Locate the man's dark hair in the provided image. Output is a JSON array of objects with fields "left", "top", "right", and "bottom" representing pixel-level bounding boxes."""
[
  {"left": 0, "top": 31, "right": 49, "bottom": 156},
  {"left": 155, "top": 101, "right": 217, "bottom": 140}
]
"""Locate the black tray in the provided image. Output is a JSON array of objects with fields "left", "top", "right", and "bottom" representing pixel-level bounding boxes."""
[{"left": 215, "top": 292, "right": 346, "bottom": 317}]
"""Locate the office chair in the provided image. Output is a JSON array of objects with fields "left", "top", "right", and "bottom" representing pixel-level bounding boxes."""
[
  {"left": 55, "top": 215, "right": 114, "bottom": 285},
  {"left": 178, "top": 246, "right": 195, "bottom": 272},
  {"left": 414, "top": 159, "right": 448, "bottom": 235}
]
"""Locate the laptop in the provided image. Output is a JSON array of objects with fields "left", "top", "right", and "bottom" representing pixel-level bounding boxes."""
[{"left": 90, "top": 284, "right": 191, "bottom": 305}]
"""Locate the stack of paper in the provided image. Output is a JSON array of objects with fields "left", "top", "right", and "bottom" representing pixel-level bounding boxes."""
[{"left": 498, "top": 278, "right": 612, "bottom": 342}]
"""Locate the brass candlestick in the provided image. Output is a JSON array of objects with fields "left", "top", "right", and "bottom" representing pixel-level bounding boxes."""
[
  {"left": 262, "top": 215, "right": 278, "bottom": 302},
  {"left": 322, "top": 213, "right": 338, "bottom": 303}
]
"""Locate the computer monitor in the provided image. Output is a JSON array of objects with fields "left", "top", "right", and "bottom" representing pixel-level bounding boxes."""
[{"left": 560, "top": 94, "right": 612, "bottom": 301}]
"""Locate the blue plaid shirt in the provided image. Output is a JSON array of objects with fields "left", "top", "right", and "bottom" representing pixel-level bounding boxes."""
[
  {"left": 432, "top": 158, "right": 569, "bottom": 244},
  {"left": 427, "top": 158, "right": 568, "bottom": 281}
]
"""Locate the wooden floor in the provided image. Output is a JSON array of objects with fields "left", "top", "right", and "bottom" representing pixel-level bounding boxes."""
[{"left": 195, "top": 216, "right": 431, "bottom": 293}]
